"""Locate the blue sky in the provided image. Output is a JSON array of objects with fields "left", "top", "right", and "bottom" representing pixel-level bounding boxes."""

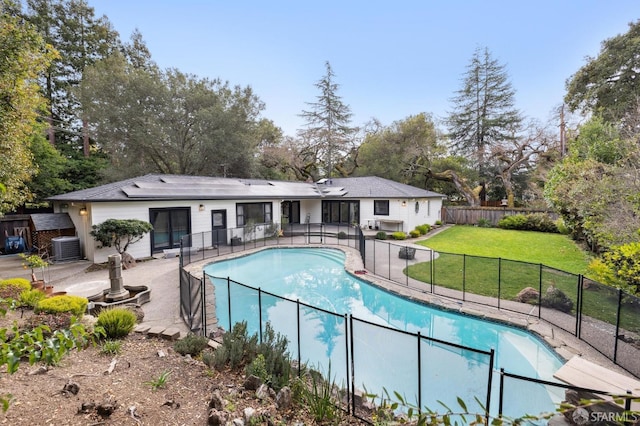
[{"left": 91, "top": 1, "right": 639, "bottom": 137}]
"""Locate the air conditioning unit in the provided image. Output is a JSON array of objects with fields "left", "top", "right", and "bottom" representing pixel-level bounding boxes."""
[{"left": 52, "top": 236, "right": 81, "bottom": 262}]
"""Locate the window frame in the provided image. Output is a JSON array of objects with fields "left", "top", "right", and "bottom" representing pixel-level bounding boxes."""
[
  {"left": 236, "top": 202, "right": 272, "bottom": 226},
  {"left": 374, "top": 200, "right": 390, "bottom": 216}
]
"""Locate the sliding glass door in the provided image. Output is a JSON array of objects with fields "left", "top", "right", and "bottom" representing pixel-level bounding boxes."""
[{"left": 150, "top": 208, "right": 191, "bottom": 252}]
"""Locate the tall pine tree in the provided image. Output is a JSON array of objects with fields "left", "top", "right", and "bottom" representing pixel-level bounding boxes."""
[
  {"left": 298, "top": 61, "right": 356, "bottom": 179},
  {"left": 447, "top": 47, "right": 522, "bottom": 193}
]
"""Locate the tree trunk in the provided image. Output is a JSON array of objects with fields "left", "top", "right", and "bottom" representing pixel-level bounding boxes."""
[{"left": 428, "top": 169, "right": 480, "bottom": 206}]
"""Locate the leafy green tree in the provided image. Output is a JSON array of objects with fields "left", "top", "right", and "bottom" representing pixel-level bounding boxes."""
[
  {"left": 565, "top": 20, "right": 640, "bottom": 123},
  {"left": 599, "top": 242, "right": 640, "bottom": 294},
  {"left": 90, "top": 219, "right": 153, "bottom": 256},
  {"left": 78, "top": 52, "right": 265, "bottom": 179},
  {"left": 544, "top": 117, "right": 640, "bottom": 252},
  {"left": 298, "top": 61, "right": 356, "bottom": 179},
  {"left": 27, "top": 133, "right": 73, "bottom": 205},
  {"left": 447, "top": 47, "right": 522, "bottom": 193},
  {"left": 356, "top": 113, "right": 445, "bottom": 185},
  {"left": 0, "top": 3, "right": 56, "bottom": 213},
  {"left": 24, "top": 0, "right": 119, "bottom": 154}
]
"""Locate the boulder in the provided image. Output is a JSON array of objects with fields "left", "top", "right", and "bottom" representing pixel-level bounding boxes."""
[
  {"left": 275, "top": 386, "right": 292, "bottom": 410},
  {"left": 515, "top": 287, "right": 539, "bottom": 304}
]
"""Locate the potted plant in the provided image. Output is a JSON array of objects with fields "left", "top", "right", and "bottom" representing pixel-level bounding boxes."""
[{"left": 19, "top": 253, "right": 52, "bottom": 293}]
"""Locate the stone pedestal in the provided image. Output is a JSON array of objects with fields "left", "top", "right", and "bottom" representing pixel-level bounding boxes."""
[{"left": 105, "top": 254, "right": 130, "bottom": 302}]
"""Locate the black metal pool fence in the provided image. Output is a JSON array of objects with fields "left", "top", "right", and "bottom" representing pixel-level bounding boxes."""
[{"left": 178, "top": 223, "right": 640, "bottom": 415}]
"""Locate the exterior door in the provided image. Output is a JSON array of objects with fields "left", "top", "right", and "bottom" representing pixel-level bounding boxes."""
[
  {"left": 281, "top": 201, "right": 300, "bottom": 224},
  {"left": 150, "top": 208, "right": 191, "bottom": 252},
  {"left": 211, "top": 210, "right": 227, "bottom": 246}
]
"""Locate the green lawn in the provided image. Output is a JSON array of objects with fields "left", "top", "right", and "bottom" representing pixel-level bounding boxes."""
[
  {"left": 405, "top": 226, "right": 640, "bottom": 332},
  {"left": 415, "top": 226, "right": 592, "bottom": 275}
]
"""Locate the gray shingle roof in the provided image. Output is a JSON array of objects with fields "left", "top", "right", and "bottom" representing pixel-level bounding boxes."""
[
  {"left": 30, "top": 213, "right": 75, "bottom": 231},
  {"left": 47, "top": 174, "right": 443, "bottom": 202}
]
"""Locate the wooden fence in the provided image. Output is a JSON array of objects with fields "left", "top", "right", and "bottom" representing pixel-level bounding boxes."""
[{"left": 441, "top": 206, "right": 558, "bottom": 227}]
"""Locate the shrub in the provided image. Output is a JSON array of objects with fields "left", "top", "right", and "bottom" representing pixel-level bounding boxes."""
[
  {"left": 246, "top": 353, "right": 270, "bottom": 383},
  {"left": 0, "top": 278, "right": 32, "bottom": 300},
  {"left": 174, "top": 333, "right": 209, "bottom": 356},
  {"left": 0, "top": 278, "right": 31, "bottom": 291},
  {"left": 101, "top": 339, "right": 122, "bottom": 355},
  {"left": 415, "top": 224, "right": 430, "bottom": 235},
  {"left": 477, "top": 218, "right": 492, "bottom": 228},
  {"left": 409, "top": 230, "right": 420, "bottom": 238},
  {"left": 36, "top": 295, "right": 88, "bottom": 316},
  {"left": 434, "top": 220, "right": 442, "bottom": 226},
  {"left": 555, "top": 217, "right": 570, "bottom": 235},
  {"left": 375, "top": 231, "right": 387, "bottom": 240},
  {"left": 255, "top": 322, "right": 291, "bottom": 391},
  {"left": 497, "top": 213, "right": 558, "bottom": 233},
  {"left": 213, "top": 321, "right": 291, "bottom": 390},
  {"left": 390, "top": 231, "right": 406, "bottom": 240},
  {"left": 25, "top": 312, "right": 73, "bottom": 333},
  {"left": 18, "top": 289, "right": 46, "bottom": 308},
  {"left": 95, "top": 307, "right": 137, "bottom": 339},
  {"left": 201, "top": 350, "right": 216, "bottom": 368},
  {"left": 337, "top": 231, "right": 348, "bottom": 239},
  {"left": 213, "top": 321, "right": 258, "bottom": 370}
]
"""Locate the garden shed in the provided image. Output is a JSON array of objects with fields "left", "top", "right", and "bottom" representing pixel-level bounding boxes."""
[{"left": 29, "top": 213, "right": 76, "bottom": 255}]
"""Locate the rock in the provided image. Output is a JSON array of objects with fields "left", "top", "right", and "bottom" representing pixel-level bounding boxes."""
[
  {"left": 207, "top": 408, "right": 229, "bottom": 426},
  {"left": 255, "top": 384, "right": 272, "bottom": 401},
  {"left": 96, "top": 402, "right": 117, "bottom": 418},
  {"left": 244, "top": 374, "right": 262, "bottom": 391},
  {"left": 515, "top": 287, "right": 539, "bottom": 303},
  {"left": 232, "top": 418, "right": 244, "bottom": 426},
  {"left": 275, "top": 386, "right": 292, "bottom": 410},
  {"left": 542, "top": 286, "right": 574, "bottom": 313},
  {"left": 243, "top": 407, "right": 256, "bottom": 423},
  {"left": 208, "top": 389, "right": 226, "bottom": 411},
  {"left": 123, "top": 304, "right": 145, "bottom": 322},
  {"left": 162, "top": 399, "right": 180, "bottom": 409},
  {"left": 62, "top": 380, "right": 79, "bottom": 396},
  {"left": 122, "top": 252, "right": 137, "bottom": 269},
  {"left": 157, "top": 350, "right": 166, "bottom": 358},
  {"left": 78, "top": 402, "right": 95, "bottom": 414}
]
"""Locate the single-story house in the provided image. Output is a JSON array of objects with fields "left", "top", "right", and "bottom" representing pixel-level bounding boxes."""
[{"left": 48, "top": 174, "right": 445, "bottom": 263}]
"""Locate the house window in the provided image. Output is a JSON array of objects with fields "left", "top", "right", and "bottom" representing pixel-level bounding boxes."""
[
  {"left": 236, "top": 202, "right": 272, "bottom": 226},
  {"left": 374, "top": 200, "right": 389, "bottom": 216},
  {"left": 321, "top": 201, "right": 360, "bottom": 224}
]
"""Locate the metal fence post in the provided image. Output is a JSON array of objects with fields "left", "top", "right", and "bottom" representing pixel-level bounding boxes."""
[
  {"left": 538, "top": 264, "right": 543, "bottom": 319},
  {"left": 296, "top": 299, "right": 301, "bottom": 377},
  {"left": 576, "top": 275, "right": 583, "bottom": 337},
  {"left": 486, "top": 349, "right": 495, "bottom": 424},
  {"left": 258, "top": 288, "right": 263, "bottom": 344},
  {"left": 349, "top": 315, "right": 355, "bottom": 417},
  {"left": 498, "top": 258, "right": 502, "bottom": 309},
  {"left": 201, "top": 272, "right": 207, "bottom": 337},
  {"left": 614, "top": 288, "right": 622, "bottom": 362},
  {"left": 498, "top": 368, "right": 505, "bottom": 419},
  {"left": 430, "top": 249, "right": 434, "bottom": 292},
  {"left": 462, "top": 254, "right": 466, "bottom": 301},
  {"left": 344, "top": 314, "right": 350, "bottom": 416},
  {"left": 227, "top": 277, "right": 232, "bottom": 331},
  {"left": 417, "top": 331, "right": 422, "bottom": 413}
]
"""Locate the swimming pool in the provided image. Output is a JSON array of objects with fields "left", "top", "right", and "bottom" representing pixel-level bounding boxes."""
[{"left": 205, "top": 247, "right": 564, "bottom": 417}]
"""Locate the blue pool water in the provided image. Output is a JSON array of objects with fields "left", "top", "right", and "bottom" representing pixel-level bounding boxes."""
[{"left": 205, "top": 247, "right": 564, "bottom": 417}]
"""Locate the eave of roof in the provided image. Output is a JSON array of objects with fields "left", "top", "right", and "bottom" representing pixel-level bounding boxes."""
[{"left": 47, "top": 174, "right": 444, "bottom": 202}]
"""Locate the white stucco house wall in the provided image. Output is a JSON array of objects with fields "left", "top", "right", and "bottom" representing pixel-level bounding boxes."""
[{"left": 48, "top": 174, "right": 445, "bottom": 263}]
